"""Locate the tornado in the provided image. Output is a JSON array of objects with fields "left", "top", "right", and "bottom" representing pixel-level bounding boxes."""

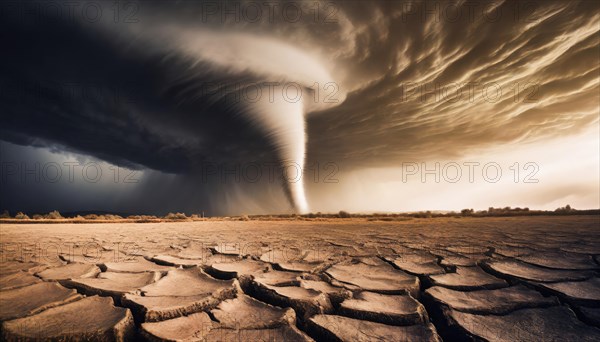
[
  {"left": 140, "top": 29, "right": 346, "bottom": 213},
  {"left": 245, "top": 83, "right": 310, "bottom": 213}
]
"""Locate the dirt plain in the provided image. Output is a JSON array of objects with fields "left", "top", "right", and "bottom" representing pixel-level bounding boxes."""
[{"left": 0, "top": 215, "right": 599, "bottom": 341}]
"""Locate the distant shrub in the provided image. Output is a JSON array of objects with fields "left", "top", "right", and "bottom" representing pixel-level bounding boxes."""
[
  {"left": 461, "top": 208, "right": 474, "bottom": 216},
  {"left": 84, "top": 214, "right": 99, "bottom": 220},
  {"left": 165, "top": 212, "right": 188, "bottom": 220},
  {"left": 239, "top": 215, "right": 250, "bottom": 221},
  {"left": 555, "top": 204, "right": 575, "bottom": 213},
  {"left": 338, "top": 210, "right": 351, "bottom": 218},
  {"left": 0, "top": 210, "right": 10, "bottom": 218},
  {"left": 45, "top": 210, "right": 63, "bottom": 219},
  {"left": 15, "top": 212, "right": 29, "bottom": 220},
  {"left": 32, "top": 214, "right": 43, "bottom": 220}
]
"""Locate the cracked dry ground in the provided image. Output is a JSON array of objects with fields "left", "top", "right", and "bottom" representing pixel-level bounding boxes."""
[{"left": 1, "top": 216, "right": 599, "bottom": 341}]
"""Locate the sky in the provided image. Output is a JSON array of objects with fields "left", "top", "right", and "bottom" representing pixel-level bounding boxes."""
[{"left": 0, "top": 0, "right": 599, "bottom": 215}]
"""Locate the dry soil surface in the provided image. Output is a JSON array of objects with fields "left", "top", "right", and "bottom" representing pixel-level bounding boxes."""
[{"left": 1, "top": 216, "right": 599, "bottom": 341}]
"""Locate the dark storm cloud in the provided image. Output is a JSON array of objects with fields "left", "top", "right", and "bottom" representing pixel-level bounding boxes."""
[
  {"left": 0, "top": 5, "right": 277, "bottom": 173},
  {"left": 0, "top": 0, "right": 598, "bottom": 213}
]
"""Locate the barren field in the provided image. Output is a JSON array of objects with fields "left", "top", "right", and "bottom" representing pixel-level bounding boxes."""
[{"left": 1, "top": 216, "right": 599, "bottom": 341}]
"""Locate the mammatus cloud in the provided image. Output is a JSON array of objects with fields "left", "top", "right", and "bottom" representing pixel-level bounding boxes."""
[{"left": 0, "top": 0, "right": 598, "bottom": 214}]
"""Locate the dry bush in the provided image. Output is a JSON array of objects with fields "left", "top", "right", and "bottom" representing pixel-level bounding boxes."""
[
  {"left": 15, "top": 212, "right": 29, "bottom": 220},
  {"left": 0, "top": 210, "right": 10, "bottom": 218},
  {"left": 45, "top": 210, "right": 63, "bottom": 219},
  {"left": 165, "top": 212, "right": 188, "bottom": 220}
]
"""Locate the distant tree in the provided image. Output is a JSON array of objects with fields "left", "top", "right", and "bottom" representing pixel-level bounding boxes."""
[
  {"left": 555, "top": 204, "right": 575, "bottom": 213},
  {"left": 338, "top": 210, "right": 351, "bottom": 218},
  {"left": 461, "top": 208, "right": 474, "bottom": 216}
]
